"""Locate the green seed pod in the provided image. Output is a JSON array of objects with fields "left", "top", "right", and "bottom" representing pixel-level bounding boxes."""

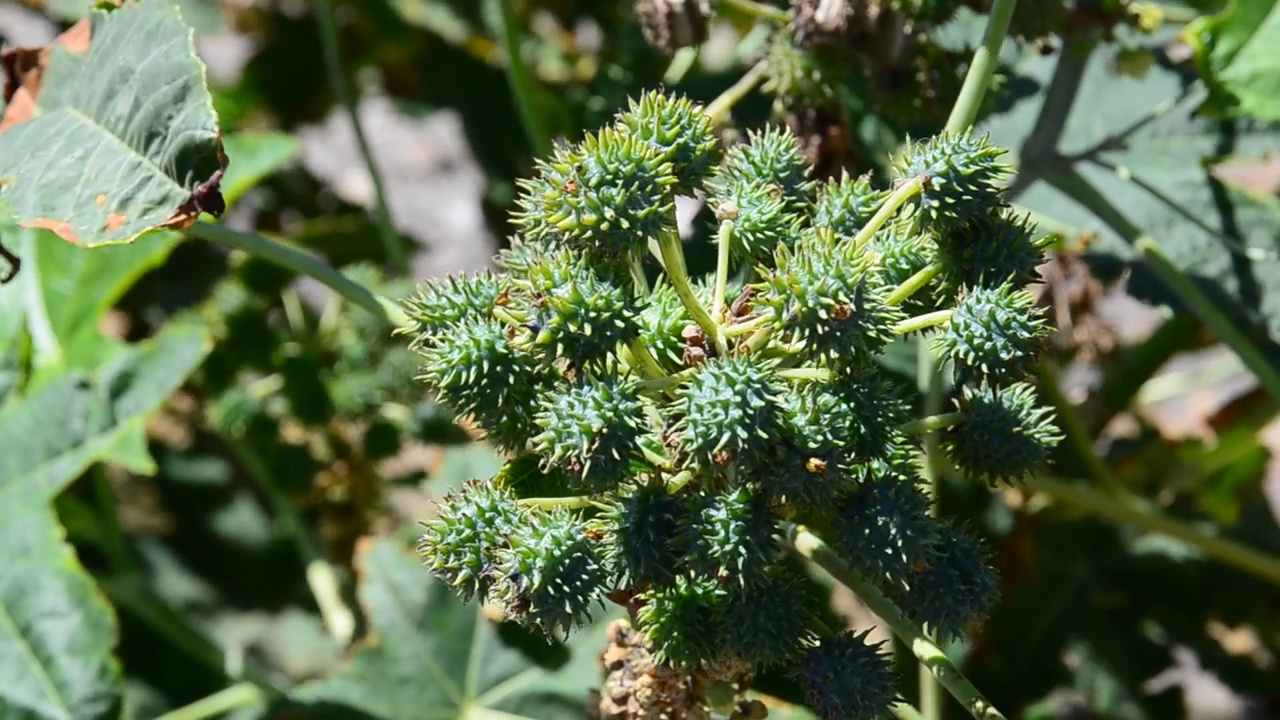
[
  {"left": 637, "top": 575, "right": 727, "bottom": 668},
  {"left": 401, "top": 271, "right": 506, "bottom": 351},
  {"left": 533, "top": 375, "right": 649, "bottom": 492},
  {"left": 491, "top": 507, "right": 610, "bottom": 639},
  {"left": 901, "top": 520, "right": 999, "bottom": 642},
  {"left": 671, "top": 354, "right": 784, "bottom": 470},
  {"left": 711, "top": 125, "right": 815, "bottom": 215},
  {"left": 833, "top": 473, "right": 942, "bottom": 585},
  {"left": 600, "top": 481, "right": 689, "bottom": 587},
  {"left": 944, "top": 381, "right": 1062, "bottom": 484},
  {"left": 518, "top": 250, "right": 642, "bottom": 369},
  {"left": 676, "top": 486, "right": 779, "bottom": 586},
  {"left": 709, "top": 176, "right": 805, "bottom": 263},
  {"left": 515, "top": 127, "right": 677, "bottom": 263},
  {"left": 418, "top": 480, "right": 522, "bottom": 603},
  {"left": 894, "top": 130, "right": 1010, "bottom": 233},
  {"left": 795, "top": 629, "right": 899, "bottom": 720},
  {"left": 934, "top": 283, "right": 1046, "bottom": 383},
  {"left": 615, "top": 89, "right": 720, "bottom": 192},
  {"left": 638, "top": 277, "right": 691, "bottom": 366},
  {"left": 935, "top": 211, "right": 1043, "bottom": 294},
  {"left": 811, "top": 171, "right": 890, "bottom": 242},
  {"left": 717, "top": 567, "right": 816, "bottom": 669}
]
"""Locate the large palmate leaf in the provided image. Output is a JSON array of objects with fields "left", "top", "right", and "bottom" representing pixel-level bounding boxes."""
[
  {"left": 984, "top": 31, "right": 1280, "bottom": 345},
  {"left": 0, "top": 321, "right": 209, "bottom": 505},
  {"left": 1185, "top": 0, "right": 1280, "bottom": 121},
  {"left": 0, "top": 0, "right": 225, "bottom": 246},
  {"left": 292, "top": 538, "right": 612, "bottom": 719},
  {"left": 0, "top": 503, "right": 122, "bottom": 720}
]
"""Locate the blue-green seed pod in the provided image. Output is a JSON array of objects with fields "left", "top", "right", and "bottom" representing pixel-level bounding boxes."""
[
  {"left": 514, "top": 127, "right": 677, "bottom": 261},
  {"left": 519, "top": 251, "right": 641, "bottom": 369},
  {"left": 944, "top": 382, "right": 1061, "bottom": 484},
  {"left": 709, "top": 176, "right": 805, "bottom": 263},
  {"left": 671, "top": 355, "right": 784, "bottom": 469},
  {"left": 795, "top": 630, "right": 899, "bottom": 720},
  {"left": 833, "top": 475, "right": 942, "bottom": 585},
  {"left": 402, "top": 271, "right": 507, "bottom": 350},
  {"left": 935, "top": 212, "right": 1043, "bottom": 293},
  {"left": 894, "top": 130, "right": 1010, "bottom": 232},
  {"left": 638, "top": 277, "right": 692, "bottom": 366},
  {"left": 418, "top": 480, "right": 522, "bottom": 603},
  {"left": 901, "top": 520, "right": 999, "bottom": 643},
  {"left": 711, "top": 125, "right": 815, "bottom": 214},
  {"left": 637, "top": 575, "right": 727, "bottom": 668},
  {"left": 615, "top": 90, "right": 720, "bottom": 192},
  {"left": 533, "top": 376, "right": 649, "bottom": 492},
  {"left": 491, "top": 507, "right": 610, "bottom": 639},
  {"left": 811, "top": 171, "right": 890, "bottom": 242},
  {"left": 676, "top": 487, "right": 778, "bottom": 586},
  {"left": 718, "top": 568, "right": 816, "bottom": 669},
  {"left": 934, "top": 283, "right": 1046, "bottom": 383},
  {"left": 600, "top": 481, "right": 688, "bottom": 587}
]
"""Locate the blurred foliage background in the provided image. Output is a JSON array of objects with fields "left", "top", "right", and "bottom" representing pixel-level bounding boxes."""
[{"left": 2, "top": 0, "right": 1280, "bottom": 718}]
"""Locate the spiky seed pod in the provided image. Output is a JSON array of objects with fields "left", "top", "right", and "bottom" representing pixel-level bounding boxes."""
[
  {"left": 718, "top": 568, "right": 816, "bottom": 669},
  {"left": 822, "top": 372, "right": 909, "bottom": 460},
  {"left": 635, "top": 0, "right": 711, "bottom": 55},
  {"left": 677, "top": 487, "right": 778, "bottom": 585},
  {"left": 944, "top": 382, "right": 1061, "bottom": 484},
  {"left": 766, "top": 392, "right": 859, "bottom": 510},
  {"left": 795, "top": 630, "right": 899, "bottom": 720},
  {"left": 600, "top": 482, "right": 687, "bottom": 587},
  {"left": 418, "top": 480, "right": 522, "bottom": 603},
  {"left": 637, "top": 575, "right": 727, "bottom": 668},
  {"left": 811, "top": 171, "right": 890, "bottom": 242},
  {"left": 514, "top": 127, "right": 676, "bottom": 263},
  {"left": 761, "top": 33, "right": 840, "bottom": 112},
  {"left": 934, "top": 283, "right": 1046, "bottom": 383},
  {"left": 761, "top": 233, "right": 904, "bottom": 365},
  {"left": 671, "top": 355, "right": 784, "bottom": 469},
  {"left": 789, "top": 0, "right": 851, "bottom": 47},
  {"left": 491, "top": 508, "right": 610, "bottom": 639},
  {"left": 712, "top": 126, "right": 815, "bottom": 214},
  {"left": 533, "top": 376, "right": 648, "bottom": 492},
  {"left": 710, "top": 177, "right": 804, "bottom": 263},
  {"left": 901, "top": 521, "right": 999, "bottom": 642},
  {"left": 616, "top": 90, "right": 720, "bottom": 192},
  {"left": 894, "top": 131, "right": 1010, "bottom": 233},
  {"left": 517, "top": 251, "right": 641, "bottom": 369},
  {"left": 417, "top": 317, "right": 551, "bottom": 451},
  {"left": 637, "top": 277, "right": 689, "bottom": 367},
  {"left": 833, "top": 476, "right": 942, "bottom": 585},
  {"left": 935, "top": 212, "right": 1043, "bottom": 293},
  {"left": 401, "top": 271, "right": 506, "bottom": 350}
]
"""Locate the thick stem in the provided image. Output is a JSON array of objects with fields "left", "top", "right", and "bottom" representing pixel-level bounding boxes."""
[
  {"left": 850, "top": 178, "right": 924, "bottom": 254},
  {"left": 722, "top": 313, "right": 772, "bottom": 338},
  {"left": 519, "top": 495, "right": 596, "bottom": 510},
  {"left": 1022, "top": 476, "right": 1280, "bottom": 587},
  {"left": 313, "top": 0, "right": 406, "bottom": 274},
  {"left": 901, "top": 412, "right": 965, "bottom": 436},
  {"left": 944, "top": 0, "right": 1020, "bottom": 134},
  {"left": 154, "top": 683, "right": 264, "bottom": 720},
  {"left": 786, "top": 526, "right": 1008, "bottom": 720},
  {"left": 886, "top": 263, "right": 942, "bottom": 307},
  {"left": 188, "top": 222, "right": 411, "bottom": 328},
  {"left": 628, "top": 249, "right": 649, "bottom": 294},
  {"left": 627, "top": 339, "right": 669, "bottom": 380},
  {"left": 777, "top": 367, "right": 831, "bottom": 382},
  {"left": 894, "top": 309, "right": 952, "bottom": 336},
  {"left": 716, "top": 0, "right": 791, "bottom": 24},
  {"left": 487, "top": 0, "right": 552, "bottom": 156},
  {"left": 657, "top": 230, "right": 726, "bottom": 354},
  {"left": 712, "top": 220, "right": 735, "bottom": 324},
  {"left": 705, "top": 59, "right": 770, "bottom": 126}
]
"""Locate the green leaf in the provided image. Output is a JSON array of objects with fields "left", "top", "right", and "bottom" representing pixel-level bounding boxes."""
[
  {"left": 0, "top": 503, "right": 122, "bottom": 720},
  {"left": 0, "top": 221, "right": 180, "bottom": 371},
  {"left": 292, "top": 538, "right": 612, "bottom": 719},
  {"left": 1186, "top": 0, "right": 1280, "bottom": 120},
  {"left": 221, "top": 131, "right": 300, "bottom": 208},
  {"left": 0, "top": 321, "right": 210, "bottom": 506},
  {"left": 0, "top": 0, "right": 225, "bottom": 247},
  {"left": 985, "top": 33, "right": 1280, "bottom": 344}
]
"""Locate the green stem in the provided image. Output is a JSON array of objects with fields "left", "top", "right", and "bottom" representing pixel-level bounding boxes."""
[
  {"left": 637, "top": 368, "right": 693, "bottom": 394},
  {"left": 777, "top": 367, "right": 831, "bottom": 382},
  {"left": 850, "top": 178, "right": 923, "bottom": 254},
  {"left": 886, "top": 263, "right": 942, "bottom": 307},
  {"left": 894, "top": 309, "right": 952, "bottom": 336},
  {"left": 487, "top": 0, "right": 552, "bottom": 156},
  {"left": 786, "top": 526, "right": 1008, "bottom": 720},
  {"left": 1022, "top": 476, "right": 1280, "bottom": 587},
  {"left": 628, "top": 249, "right": 649, "bottom": 294},
  {"left": 657, "top": 230, "right": 725, "bottom": 354},
  {"left": 627, "top": 339, "right": 669, "bottom": 380},
  {"left": 1036, "top": 359, "right": 1125, "bottom": 495},
  {"left": 705, "top": 59, "right": 770, "bottom": 126},
  {"left": 663, "top": 46, "right": 700, "bottom": 85},
  {"left": 188, "top": 222, "right": 411, "bottom": 329},
  {"left": 1041, "top": 165, "right": 1280, "bottom": 406},
  {"left": 312, "top": 0, "right": 406, "bottom": 274},
  {"left": 716, "top": 0, "right": 791, "bottom": 24},
  {"left": 1134, "top": 237, "right": 1280, "bottom": 405},
  {"left": 944, "top": 0, "right": 1020, "bottom": 134},
  {"left": 712, "top": 220, "right": 735, "bottom": 324},
  {"left": 894, "top": 702, "right": 929, "bottom": 720},
  {"left": 722, "top": 313, "right": 772, "bottom": 338},
  {"left": 901, "top": 412, "right": 965, "bottom": 436},
  {"left": 519, "top": 496, "right": 595, "bottom": 510},
  {"left": 154, "top": 682, "right": 265, "bottom": 720},
  {"left": 666, "top": 469, "right": 696, "bottom": 494},
  {"left": 225, "top": 437, "right": 356, "bottom": 645}
]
